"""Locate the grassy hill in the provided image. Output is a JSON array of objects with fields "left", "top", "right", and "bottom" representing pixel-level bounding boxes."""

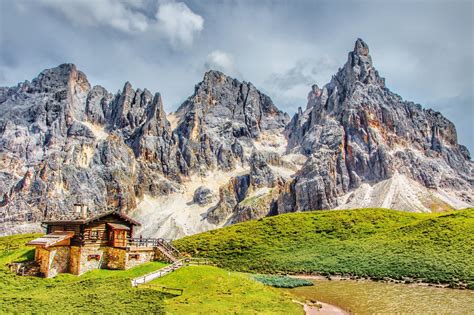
[{"left": 175, "top": 208, "right": 474, "bottom": 287}]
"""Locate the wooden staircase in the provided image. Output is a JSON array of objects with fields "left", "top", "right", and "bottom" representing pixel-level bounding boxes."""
[
  {"left": 130, "top": 238, "right": 183, "bottom": 287},
  {"left": 155, "top": 240, "right": 180, "bottom": 263},
  {"left": 129, "top": 238, "right": 213, "bottom": 287}
]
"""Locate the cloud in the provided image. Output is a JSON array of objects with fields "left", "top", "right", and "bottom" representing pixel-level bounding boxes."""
[
  {"left": 156, "top": 1, "right": 204, "bottom": 47},
  {"left": 36, "top": 0, "right": 204, "bottom": 47},
  {"left": 37, "top": 0, "right": 151, "bottom": 33},
  {"left": 263, "top": 57, "right": 340, "bottom": 111},
  {"left": 267, "top": 57, "right": 339, "bottom": 90},
  {"left": 204, "top": 50, "right": 239, "bottom": 77}
]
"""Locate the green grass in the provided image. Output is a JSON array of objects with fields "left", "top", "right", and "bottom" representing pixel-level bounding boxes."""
[
  {"left": 253, "top": 274, "right": 313, "bottom": 288},
  {"left": 146, "top": 266, "right": 301, "bottom": 314},
  {"left": 0, "top": 234, "right": 303, "bottom": 314},
  {"left": 175, "top": 208, "right": 474, "bottom": 286},
  {"left": 0, "top": 234, "right": 168, "bottom": 313}
]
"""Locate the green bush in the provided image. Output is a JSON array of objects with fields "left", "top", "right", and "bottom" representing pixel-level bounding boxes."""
[{"left": 253, "top": 274, "right": 313, "bottom": 288}]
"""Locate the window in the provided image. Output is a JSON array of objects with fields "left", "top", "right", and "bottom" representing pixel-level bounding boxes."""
[
  {"left": 129, "top": 254, "right": 140, "bottom": 260},
  {"left": 88, "top": 254, "right": 100, "bottom": 261},
  {"left": 90, "top": 230, "right": 99, "bottom": 240}
]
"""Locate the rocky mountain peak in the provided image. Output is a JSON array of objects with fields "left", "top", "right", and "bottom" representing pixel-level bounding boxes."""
[
  {"left": 354, "top": 38, "right": 370, "bottom": 56},
  {"left": 174, "top": 70, "right": 289, "bottom": 171},
  {"left": 334, "top": 38, "right": 384, "bottom": 89},
  {"left": 32, "top": 63, "right": 90, "bottom": 94},
  {"left": 283, "top": 39, "right": 472, "bottom": 214}
]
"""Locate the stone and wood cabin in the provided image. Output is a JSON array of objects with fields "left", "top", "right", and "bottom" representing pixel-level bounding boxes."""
[{"left": 26, "top": 208, "right": 179, "bottom": 278}]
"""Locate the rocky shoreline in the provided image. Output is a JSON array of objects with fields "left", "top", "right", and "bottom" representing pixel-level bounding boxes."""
[{"left": 291, "top": 274, "right": 472, "bottom": 290}]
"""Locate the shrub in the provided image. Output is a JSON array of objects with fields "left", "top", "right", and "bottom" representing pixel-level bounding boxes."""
[{"left": 253, "top": 274, "right": 313, "bottom": 288}]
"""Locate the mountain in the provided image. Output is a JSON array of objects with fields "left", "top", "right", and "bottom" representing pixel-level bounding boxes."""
[
  {"left": 280, "top": 39, "right": 472, "bottom": 213},
  {"left": 0, "top": 39, "right": 472, "bottom": 237}
]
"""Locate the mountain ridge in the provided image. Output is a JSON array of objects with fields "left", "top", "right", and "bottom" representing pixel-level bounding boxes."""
[{"left": 0, "top": 39, "right": 472, "bottom": 237}]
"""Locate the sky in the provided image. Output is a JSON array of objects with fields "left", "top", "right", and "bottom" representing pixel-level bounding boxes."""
[{"left": 0, "top": 0, "right": 473, "bottom": 152}]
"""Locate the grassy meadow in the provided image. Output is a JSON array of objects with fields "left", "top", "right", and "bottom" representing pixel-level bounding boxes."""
[
  {"left": 0, "top": 234, "right": 302, "bottom": 314},
  {"left": 175, "top": 208, "right": 474, "bottom": 287},
  {"left": 147, "top": 266, "right": 301, "bottom": 314}
]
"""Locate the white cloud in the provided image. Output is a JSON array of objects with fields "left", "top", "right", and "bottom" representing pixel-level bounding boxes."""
[
  {"left": 204, "top": 50, "right": 239, "bottom": 77},
  {"left": 38, "top": 0, "right": 151, "bottom": 33},
  {"left": 263, "top": 57, "right": 339, "bottom": 110},
  {"left": 156, "top": 1, "right": 204, "bottom": 47},
  {"left": 37, "top": 0, "right": 205, "bottom": 47}
]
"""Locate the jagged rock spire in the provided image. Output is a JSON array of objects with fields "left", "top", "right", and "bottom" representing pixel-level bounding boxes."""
[
  {"left": 340, "top": 38, "right": 384, "bottom": 86},
  {"left": 354, "top": 38, "right": 370, "bottom": 56},
  {"left": 281, "top": 38, "right": 472, "bottom": 214}
]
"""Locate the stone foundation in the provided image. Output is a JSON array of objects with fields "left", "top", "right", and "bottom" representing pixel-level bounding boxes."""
[
  {"left": 75, "top": 246, "right": 107, "bottom": 275},
  {"left": 34, "top": 245, "right": 161, "bottom": 277},
  {"left": 106, "top": 247, "right": 127, "bottom": 270},
  {"left": 125, "top": 249, "right": 155, "bottom": 269}
]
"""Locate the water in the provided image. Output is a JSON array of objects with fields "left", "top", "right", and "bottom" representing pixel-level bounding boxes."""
[{"left": 285, "top": 279, "right": 474, "bottom": 314}]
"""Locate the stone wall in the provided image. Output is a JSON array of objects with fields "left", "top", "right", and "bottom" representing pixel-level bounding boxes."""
[
  {"left": 77, "top": 247, "right": 107, "bottom": 275},
  {"left": 35, "top": 245, "right": 159, "bottom": 277},
  {"left": 106, "top": 247, "right": 127, "bottom": 270},
  {"left": 125, "top": 249, "right": 155, "bottom": 269}
]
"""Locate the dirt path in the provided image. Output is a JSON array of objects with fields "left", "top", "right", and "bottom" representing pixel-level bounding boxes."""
[
  {"left": 304, "top": 301, "right": 349, "bottom": 315},
  {"left": 293, "top": 299, "right": 349, "bottom": 315}
]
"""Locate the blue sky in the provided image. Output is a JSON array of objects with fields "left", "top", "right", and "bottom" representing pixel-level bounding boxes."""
[{"left": 0, "top": 0, "right": 472, "bottom": 152}]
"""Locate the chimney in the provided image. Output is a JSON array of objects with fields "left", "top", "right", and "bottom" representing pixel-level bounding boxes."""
[
  {"left": 74, "top": 204, "right": 88, "bottom": 219},
  {"left": 81, "top": 205, "right": 88, "bottom": 219}
]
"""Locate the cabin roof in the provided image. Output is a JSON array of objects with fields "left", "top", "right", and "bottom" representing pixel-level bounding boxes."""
[
  {"left": 107, "top": 222, "right": 131, "bottom": 230},
  {"left": 26, "top": 231, "right": 75, "bottom": 247},
  {"left": 42, "top": 210, "right": 141, "bottom": 226}
]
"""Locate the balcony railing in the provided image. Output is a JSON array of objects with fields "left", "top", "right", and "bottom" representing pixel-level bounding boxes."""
[{"left": 127, "top": 238, "right": 180, "bottom": 257}]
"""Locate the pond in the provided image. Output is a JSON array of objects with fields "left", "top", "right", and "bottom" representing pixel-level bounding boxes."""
[{"left": 284, "top": 279, "right": 474, "bottom": 314}]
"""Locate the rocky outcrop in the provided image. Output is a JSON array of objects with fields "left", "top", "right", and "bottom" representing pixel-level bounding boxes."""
[
  {"left": 193, "top": 186, "right": 214, "bottom": 206},
  {"left": 206, "top": 151, "right": 285, "bottom": 224},
  {"left": 280, "top": 39, "right": 473, "bottom": 213},
  {"left": 174, "top": 70, "right": 289, "bottom": 173},
  {"left": 249, "top": 151, "right": 277, "bottom": 188}
]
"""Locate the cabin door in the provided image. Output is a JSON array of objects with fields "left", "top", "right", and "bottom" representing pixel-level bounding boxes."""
[{"left": 110, "top": 229, "right": 127, "bottom": 247}]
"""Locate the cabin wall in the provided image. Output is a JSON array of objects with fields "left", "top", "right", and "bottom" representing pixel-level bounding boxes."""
[
  {"left": 48, "top": 224, "right": 81, "bottom": 234},
  {"left": 82, "top": 215, "right": 133, "bottom": 246},
  {"left": 125, "top": 249, "right": 155, "bottom": 269},
  {"left": 36, "top": 246, "right": 70, "bottom": 278},
  {"left": 107, "top": 248, "right": 127, "bottom": 270},
  {"left": 83, "top": 222, "right": 108, "bottom": 246},
  {"left": 70, "top": 246, "right": 108, "bottom": 275},
  {"left": 47, "top": 224, "right": 82, "bottom": 246}
]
